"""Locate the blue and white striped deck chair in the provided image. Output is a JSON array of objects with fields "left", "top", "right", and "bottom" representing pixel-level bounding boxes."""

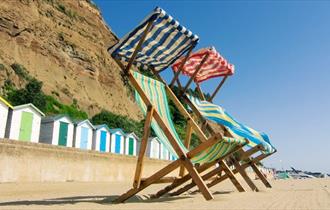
[
  {"left": 108, "top": 7, "right": 199, "bottom": 72},
  {"left": 187, "top": 94, "right": 276, "bottom": 154}
]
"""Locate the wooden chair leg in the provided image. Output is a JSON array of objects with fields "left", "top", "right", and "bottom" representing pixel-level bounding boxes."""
[
  {"left": 182, "top": 158, "right": 214, "bottom": 200},
  {"left": 232, "top": 159, "right": 259, "bottom": 192},
  {"left": 219, "top": 160, "right": 246, "bottom": 192},
  {"left": 179, "top": 121, "right": 193, "bottom": 177},
  {"left": 250, "top": 163, "right": 272, "bottom": 188},
  {"left": 113, "top": 159, "right": 182, "bottom": 203},
  {"left": 133, "top": 106, "right": 154, "bottom": 188}
]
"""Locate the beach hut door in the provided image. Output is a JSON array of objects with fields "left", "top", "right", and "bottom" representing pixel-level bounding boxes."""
[
  {"left": 80, "top": 127, "right": 89, "bottom": 149},
  {"left": 128, "top": 137, "right": 134, "bottom": 155},
  {"left": 100, "top": 130, "right": 107, "bottom": 152},
  {"left": 18, "top": 111, "right": 33, "bottom": 141},
  {"left": 115, "top": 134, "right": 121, "bottom": 153},
  {"left": 58, "top": 122, "right": 68, "bottom": 146}
]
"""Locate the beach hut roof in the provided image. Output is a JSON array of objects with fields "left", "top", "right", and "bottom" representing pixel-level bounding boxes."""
[
  {"left": 0, "top": 96, "right": 13, "bottom": 109},
  {"left": 41, "top": 114, "right": 73, "bottom": 123},
  {"left": 125, "top": 132, "right": 140, "bottom": 140},
  {"left": 109, "top": 128, "right": 125, "bottom": 135},
  {"left": 74, "top": 119, "right": 95, "bottom": 129},
  {"left": 148, "top": 136, "right": 160, "bottom": 143},
  {"left": 12, "top": 103, "right": 45, "bottom": 116},
  {"left": 94, "top": 124, "right": 111, "bottom": 132}
]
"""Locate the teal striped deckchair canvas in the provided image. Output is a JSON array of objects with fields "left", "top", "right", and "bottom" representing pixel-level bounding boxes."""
[
  {"left": 133, "top": 71, "right": 247, "bottom": 164},
  {"left": 187, "top": 94, "right": 275, "bottom": 154}
]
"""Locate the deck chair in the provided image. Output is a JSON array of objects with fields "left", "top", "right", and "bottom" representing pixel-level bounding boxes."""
[
  {"left": 108, "top": 7, "right": 249, "bottom": 202},
  {"left": 166, "top": 46, "right": 276, "bottom": 193}
]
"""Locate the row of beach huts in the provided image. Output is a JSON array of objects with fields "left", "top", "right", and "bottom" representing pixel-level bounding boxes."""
[{"left": 0, "top": 97, "right": 175, "bottom": 161}]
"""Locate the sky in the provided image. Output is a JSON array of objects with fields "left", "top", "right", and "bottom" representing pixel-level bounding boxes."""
[{"left": 93, "top": 0, "right": 330, "bottom": 173}]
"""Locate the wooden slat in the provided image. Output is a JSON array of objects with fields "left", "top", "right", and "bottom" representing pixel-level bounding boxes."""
[
  {"left": 181, "top": 53, "right": 210, "bottom": 95},
  {"left": 186, "top": 133, "right": 221, "bottom": 158},
  {"left": 209, "top": 76, "right": 228, "bottom": 102},
  {"left": 141, "top": 176, "right": 177, "bottom": 184},
  {"left": 196, "top": 83, "right": 206, "bottom": 100},
  {"left": 170, "top": 45, "right": 194, "bottom": 88},
  {"left": 219, "top": 160, "right": 246, "bottom": 192},
  {"left": 250, "top": 163, "right": 272, "bottom": 188},
  {"left": 124, "top": 20, "right": 154, "bottom": 74},
  {"left": 133, "top": 106, "right": 154, "bottom": 188},
  {"left": 232, "top": 158, "right": 259, "bottom": 192},
  {"left": 239, "top": 144, "right": 264, "bottom": 160}
]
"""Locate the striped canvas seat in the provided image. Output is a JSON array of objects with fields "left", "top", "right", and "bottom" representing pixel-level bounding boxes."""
[
  {"left": 132, "top": 71, "right": 246, "bottom": 164},
  {"left": 187, "top": 95, "right": 275, "bottom": 154},
  {"left": 108, "top": 7, "right": 199, "bottom": 72},
  {"left": 172, "top": 47, "right": 234, "bottom": 83}
]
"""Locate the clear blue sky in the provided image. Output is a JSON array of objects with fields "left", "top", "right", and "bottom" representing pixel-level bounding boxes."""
[{"left": 94, "top": 0, "right": 330, "bottom": 173}]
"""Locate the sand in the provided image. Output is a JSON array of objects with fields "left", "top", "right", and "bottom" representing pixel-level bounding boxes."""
[{"left": 0, "top": 178, "right": 329, "bottom": 210}]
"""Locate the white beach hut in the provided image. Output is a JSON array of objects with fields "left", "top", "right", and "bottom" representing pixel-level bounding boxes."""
[
  {"left": 160, "top": 143, "right": 170, "bottom": 160},
  {"left": 0, "top": 97, "right": 12, "bottom": 139},
  {"left": 146, "top": 137, "right": 161, "bottom": 159},
  {"left": 109, "top": 128, "right": 125, "bottom": 154},
  {"left": 93, "top": 124, "right": 111, "bottom": 153},
  {"left": 39, "top": 115, "right": 74, "bottom": 147},
  {"left": 124, "top": 132, "right": 139, "bottom": 156},
  {"left": 73, "top": 119, "right": 94, "bottom": 150},
  {"left": 5, "top": 103, "right": 44, "bottom": 142}
]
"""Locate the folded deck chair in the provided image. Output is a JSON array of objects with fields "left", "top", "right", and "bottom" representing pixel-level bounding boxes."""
[
  {"left": 108, "top": 7, "right": 249, "bottom": 202},
  {"left": 164, "top": 47, "right": 276, "bottom": 193}
]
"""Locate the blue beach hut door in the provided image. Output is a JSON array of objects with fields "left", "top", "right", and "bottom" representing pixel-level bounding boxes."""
[
  {"left": 80, "top": 127, "right": 89, "bottom": 149},
  {"left": 115, "top": 134, "right": 121, "bottom": 153},
  {"left": 100, "top": 130, "right": 107, "bottom": 152}
]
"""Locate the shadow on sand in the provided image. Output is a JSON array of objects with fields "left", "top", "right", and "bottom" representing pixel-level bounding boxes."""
[{"left": 0, "top": 194, "right": 192, "bottom": 206}]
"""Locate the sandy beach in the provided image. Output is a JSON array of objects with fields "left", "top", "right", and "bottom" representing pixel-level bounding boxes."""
[{"left": 0, "top": 178, "right": 329, "bottom": 210}]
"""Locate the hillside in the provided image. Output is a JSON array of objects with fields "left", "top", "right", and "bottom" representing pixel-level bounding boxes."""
[{"left": 0, "top": 0, "right": 142, "bottom": 120}]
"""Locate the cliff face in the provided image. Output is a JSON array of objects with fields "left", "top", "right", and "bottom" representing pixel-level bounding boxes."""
[{"left": 0, "top": 0, "right": 141, "bottom": 120}]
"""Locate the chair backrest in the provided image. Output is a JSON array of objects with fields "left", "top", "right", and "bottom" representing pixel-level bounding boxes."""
[
  {"left": 132, "top": 71, "right": 188, "bottom": 157},
  {"left": 108, "top": 7, "right": 199, "bottom": 72},
  {"left": 187, "top": 94, "right": 275, "bottom": 153},
  {"left": 172, "top": 47, "right": 234, "bottom": 83}
]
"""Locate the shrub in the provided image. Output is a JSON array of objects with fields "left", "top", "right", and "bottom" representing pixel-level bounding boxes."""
[
  {"left": 91, "top": 110, "right": 144, "bottom": 137},
  {"left": 10, "top": 63, "right": 32, "bottom": 81},
  {"left": 0, "top": 63, "right": 5, "bottom": 71}
]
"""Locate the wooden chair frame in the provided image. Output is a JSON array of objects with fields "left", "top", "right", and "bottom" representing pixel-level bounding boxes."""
[
  {"left": 161, "top": 52, "right": 276, "bottom": 193},
  {"left": 110, "top": 18, "right": 249, "bottom": 203}
]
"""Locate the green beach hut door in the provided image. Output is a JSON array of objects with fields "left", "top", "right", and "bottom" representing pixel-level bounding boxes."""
[
  {"left": 128, "top": 137, "right": 134, "bottom": 155},
  {"left": 58, "top": 121, "right": 69, "bottom": 146},
  {"left": 18, "top": 111, "right": 33, "bottom": 141}
]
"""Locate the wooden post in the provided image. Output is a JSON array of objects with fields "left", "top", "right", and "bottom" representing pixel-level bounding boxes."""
[
  {"left": 133, "top": 106, "right": 154, "bottom": 188},
  {"left": 209, "top": 76, "right": 228, "bottom": 102},
  {"left": 181, "top": 53, "right": 209, "bottom": 96},
  {"left": 170, "top": 45, "right": 194, "bottom": 88},
  {"left": 124, "top": 19, "right": 154, "bottom": 74},
  {"left": 179, "top": 120, "right": 193, "bottom": 177}
]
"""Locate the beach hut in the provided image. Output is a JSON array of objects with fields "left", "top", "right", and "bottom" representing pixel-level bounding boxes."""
[
  {"left": 0, "top": 97, "right": 12, "bottom": 139},
  {"left": 146, "top": 137, "right": 161, "bottom": 159},
  {"left": 93, "top": 124, "right": 111, "bottom": 152},
  {"left": 160, "top": 143, "right": 170, "bottom": 160},
  {"left": 124, "top": 132, "right": 139, "bottom": 156},
  {"left": 109, "top": 128, "right": 125, "bottom": 154},
  {"left": 39, "top": 115, "right": 74, "bottom": 147},
  {"left": 73, "top": 119, "right": 94, "bottom": 150},
  {"left": 6, "top": 103, "right": 45, "bottom": 142}
]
